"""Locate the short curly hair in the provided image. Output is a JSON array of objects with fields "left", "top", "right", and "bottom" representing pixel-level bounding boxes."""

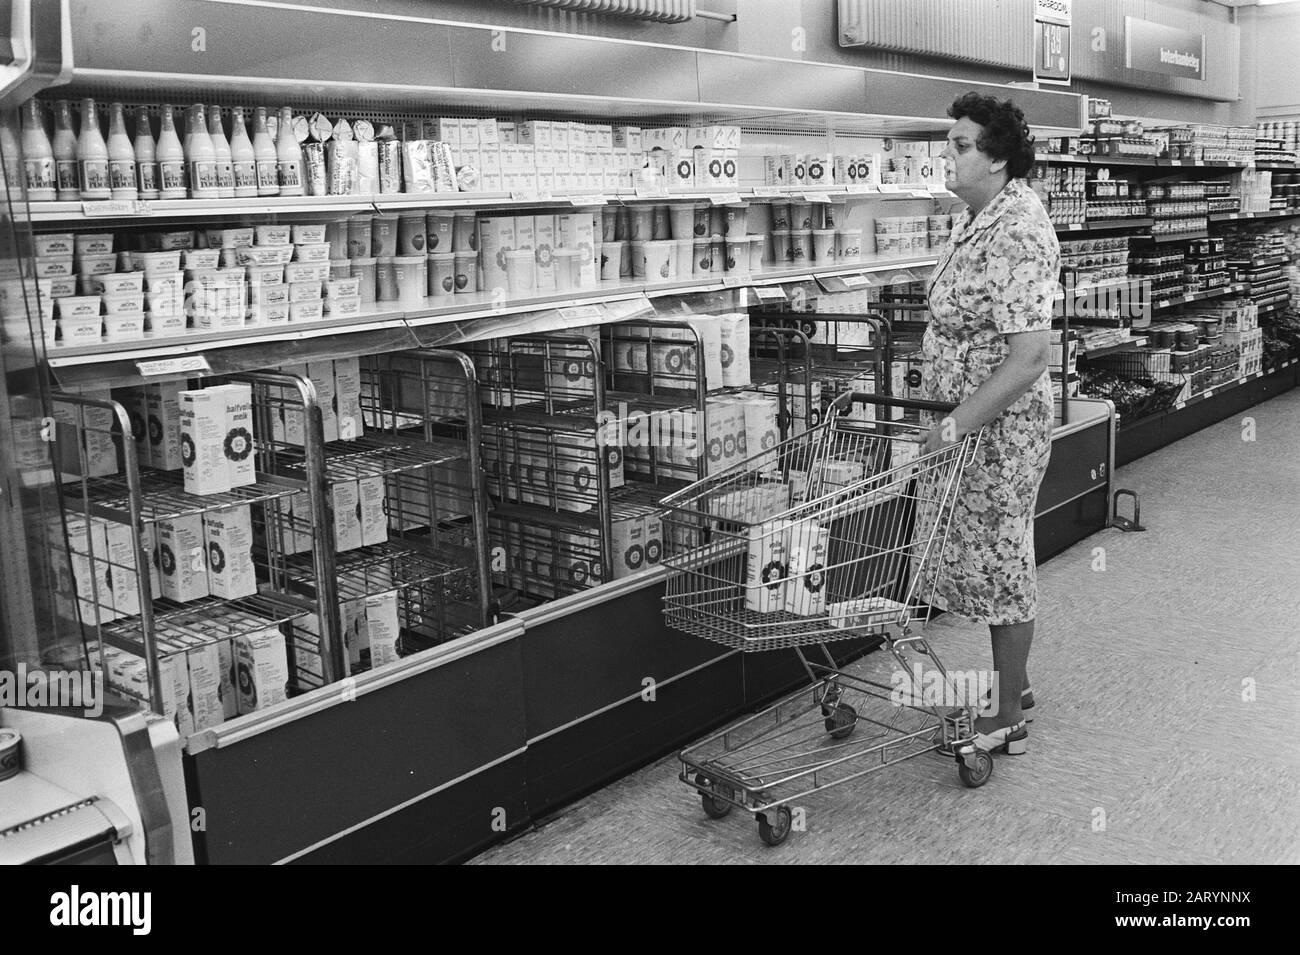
[{"left": 947, "top": 93, "right": 1037, "bottom": 180}]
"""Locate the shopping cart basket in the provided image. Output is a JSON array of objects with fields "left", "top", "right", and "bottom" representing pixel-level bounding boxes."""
[{"left": 659, "top": 391, "right": 990, "bottom": 846}]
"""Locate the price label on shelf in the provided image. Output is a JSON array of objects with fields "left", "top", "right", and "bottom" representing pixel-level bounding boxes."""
[
  {"left": 801, "top": 192, "right": 832, "bottom": 204},
  {"left": 711, "top": 193, "right": 743, "bottom": 206},
  {"left": 136, "top": 355, "right": 212, "bottom": 378},
  {"left": 558, "top": 304, "right": 604, "bottom": 324},
  {"left": 752, "top": 187, "right": 784, "bottom": 198},
  {"left": 840, "top": 274, "right": 872, "bottom": 289},
  {"left": 1204, "top": 389, "right": 1214, "bottom": 399},
  {"left": 81, "top": 200, "right": 151, "bottom": 217},
  {"left": 633, "top": 184, "right": 669, "bottom": 199},
  {"left": 510, "top": 190, "right": 540, "bottom": 203},
  {"left": 603, "top": 297, "right": 652, "bottom": 321},
  {"left": 752, "top": 285, "right": 788, "bottom": 303},
  {"left": 573, "top": 196, "right": 607, "bottom": 206}
]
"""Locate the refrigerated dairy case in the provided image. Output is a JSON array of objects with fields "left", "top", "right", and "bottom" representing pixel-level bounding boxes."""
[{"left": 0, "top": 0, "right": 1099, "bottom": 863}]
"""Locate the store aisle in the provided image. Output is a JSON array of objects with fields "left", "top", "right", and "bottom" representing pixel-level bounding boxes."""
[{"left": 473, "top": 391, "right": 1300, "bottom": 865}]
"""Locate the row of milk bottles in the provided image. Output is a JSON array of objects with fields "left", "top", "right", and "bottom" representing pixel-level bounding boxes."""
[{"left": 19, "top": 98, "right": 307, "bottom": 202}]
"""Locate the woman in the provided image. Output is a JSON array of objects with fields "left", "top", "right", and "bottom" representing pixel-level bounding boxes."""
[{"left": 916, "top": 93, "right": 1059, "bottom": 756}]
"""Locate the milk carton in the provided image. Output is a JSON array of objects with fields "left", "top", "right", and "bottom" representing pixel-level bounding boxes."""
[
  {"left": 235, "top": 627, "right": 289, "bottom": 714},
  {"left": 306, "top": 363, "right": 339, "bottom": 444},
  {"left": 65, "top": 516, "right": 115, "bottom": 624},
  {"left": 784, "top": 519, "right": 830, "bottom": 617},
  {"left": 181, "top": 639, "right": 225, "bottom": 731},
  {"left": 365, "top": 590, "right": 401, "bottom": 668},
  {"left": 218, "top": 383, "right": 256, "bottom": 488},
  {"left": 203, "top": 504, "right": 257, "bottom": 599},
  {"left": 718, "top": 313, "right": 752, "bottom": 387},
  {"left": 179, "top": 388, "right": 229, "bottom": 495},
  {"left": 286, "top": 612, "right": 326, "bottom": 687},
  {"left": 216, "top": 637, "right": 237, "bottom": 718},
  {"left": 358, "top": 475, "right": 387, "bottom": 547},
  {"left": 157, "top": 513, "right": 208, "bottom": 602},
  {"left": 332, "top": 479, "right": 363, "bottom": 552},
  {"left": 744, "top": 520, "right": 790, "bottom": 613},
  {"left": 610, "top": 506, "right": 648, "bottom": 579},
  {"left": 333, "top": 356, "right": 364, "bottom": 442},
  {"left": 341, "top": 598, "right": 370, "bottom": 672},
  {"left": 100, "top": 518, "right": 142, "bottom": 617}
]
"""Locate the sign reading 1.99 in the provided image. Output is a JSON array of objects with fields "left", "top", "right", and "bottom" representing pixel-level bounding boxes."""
[{"left": 1034, "top": 0, "right": 1072, "bottom": 86}]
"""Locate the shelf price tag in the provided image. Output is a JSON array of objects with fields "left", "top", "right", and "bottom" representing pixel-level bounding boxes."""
[
  {"left": 801, "top": 192, "right": 832, "bottom": 204},
  {"left": 558, "top": 304, "right": 604, "bottom": 325},
  {"left": 840, "top": 274, "right": 872, "bottom": 288},
  {"left": 136, "top": 355, "right": 212, "bottom": 378},
  {"left": 510, "top": 190, "right": 540, "bottom": 203},
  {"left": 633, "top": 184, "right": 669, "bottom": 199},
  {"left": 711, "top": 193, "right": 744, "bottom": 206},
  {"left": 81, "top": 200, "right": 151, "bottom": 217},
  {"left": 573, "top": 195, "right": 607, "bottom": 206},
  {"left": 752, "top": 187, "right": 784, "bottom": 198},
  {"left": 752, "top": 285, "right": 788, "bottom": 303},
  {"left": 603, "top": 297, "right": 652, "bottom": 321}
]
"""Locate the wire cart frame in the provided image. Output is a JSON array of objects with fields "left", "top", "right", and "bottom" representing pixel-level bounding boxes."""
[{"left": 659, "top": 390, "right": 996, "bottom": 845}]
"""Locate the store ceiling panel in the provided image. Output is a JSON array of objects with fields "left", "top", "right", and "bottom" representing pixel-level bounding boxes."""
[{"left": 58, "top": 0, "right": 1083, "bottom": 133}]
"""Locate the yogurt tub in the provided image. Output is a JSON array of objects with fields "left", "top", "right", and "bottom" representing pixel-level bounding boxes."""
[
  {"left": 244, "top": 264, "right": 285, "bottom": 287},
  {"left": 105, "top": 313, "right": 145, "bottom": 342},
  {"left": 327, "top": 277, "right": 362, "bottom": 300},
  {"left": 59, "top": 316, "right": 103, "bottom": 345},
  {"left": 102, "top": 294, "right": 145, "bottom": 315},
  {"left": 255, "top": 224, "right": 292, "bottom": 246},
  {"left": 208, "top": 227, "right": 255, "bottom": 249},
  {"left": 293, "top": 224, "right": 328, "bottom": 245},
  {"left": 74, "top": 233, "right": 115, "bottom": 256},
  {"left": 397, "top": 213, "right": 427, "bottom": 254},
  {"left": 288, "top": 282, "right": 323, "bottom": 304},
  {"left": 56, "top": 296, "right": 101, "bottom": 322},
  {"left": 149, "top": 230, "right": 196, "bottom": 251},
  {"left": 146, "top": 289, "right": 184, "bottom": 317},
  {"left": 146, "top": 311, "right": 188, "bottom": 337},
  {"left": 329, "top": 260, "right": 352, "bottom": 280},
  {"left": 34, "top": 233, "right": 75, "bottom": 258},
  {"left": 183, "top": 249, "right": 222, "bottom": 270},
  {"left": 452, "top": 252, "right": 477, "bottom": 293},
  {"left": 351, "top": 257, "right": 378, "bottom": 303},
  {"left": 77, "top": 253, "right": 118, "bottom": 276},
  {"left": 235, "top": 245, "right": 294, "bottom": 267},
  {"left": 293, "top": 242, "right": 332, "bottom": 263},
  {"left": 35, "top": 257, "right": 75, "bottom": 278},
  {"left": 116, "top": 251, "right": 134, "bottom": 272},
  {"left": 134, "top": 251, "right": 183, "bottom": 274},
  {"left": 326, "top": 296, "right": 362, "bottom": 317},
  {"left": 289, "top": 300, "right": 324, "bottom": 323},
  {"left": 285, "top": 262, "right": 331, "bottom": 285},
  {"left": 0, "top": 728, "right": 21, "bottom": 782},
  {"left": 144, "top": 271, "right": 184, "bottom": 295}
]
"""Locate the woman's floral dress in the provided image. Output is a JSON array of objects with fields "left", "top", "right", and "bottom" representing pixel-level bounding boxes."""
[{"left": 916, "top": 177, "right": 1059, "bottom": 625}]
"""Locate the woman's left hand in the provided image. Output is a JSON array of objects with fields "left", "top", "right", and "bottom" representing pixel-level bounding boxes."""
[{"left": 919, "top": 418, "right": 960, "bottom": 456}]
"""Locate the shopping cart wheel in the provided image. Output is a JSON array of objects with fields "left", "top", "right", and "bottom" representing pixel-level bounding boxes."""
[
  {"left": 824, "top": 702, "right": 857, "bottom": 740},
  {"left": 695, "top": 774, "right": 733, "bottom": 819},
  {"left": 957, "top": 750, "right": 994, "bottom": 788},
  {"left": 757, "top": 807, "right": 792, "bottom": 847}
]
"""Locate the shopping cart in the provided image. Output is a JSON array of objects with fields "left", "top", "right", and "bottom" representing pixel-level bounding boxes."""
[{"left": 659, "top": 391, "right": 990, "bottom": 846}]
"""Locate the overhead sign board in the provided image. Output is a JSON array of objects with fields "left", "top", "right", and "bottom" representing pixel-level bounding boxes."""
[
  {"left": 1034, "top": 0, "right": 1072, "bottom": 86},
  {"left": 1125, "top": 17, "right": 1205, "bottom": 81}
]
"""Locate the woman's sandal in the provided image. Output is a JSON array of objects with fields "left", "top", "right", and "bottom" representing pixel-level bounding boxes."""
[
  {"left": 975, "top": 719, "right": 1029, "bottom": 755},
  {"left": 977, "top": 685, "right": 1035, "bottom": 722}
]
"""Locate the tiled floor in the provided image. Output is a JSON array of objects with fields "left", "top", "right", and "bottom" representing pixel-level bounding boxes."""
[{"left": 473, "top": 389, "right": 1300, "bottom": 864}]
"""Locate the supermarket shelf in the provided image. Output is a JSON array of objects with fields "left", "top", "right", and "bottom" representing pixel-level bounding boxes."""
[
  {"left": 1257, "top": 300, "right": 1291, "bottom": 317},
  {"left": 285, "top": 433, "right": 469, "bottom": 484},
  {"left": 23, "top": 184, "right": 957, "bottom": 228},
  {"left": 43, "top": 309, "right": 410, "bottom": 365},
  {"left": 1035, "top": 153, "right": 1090, "bottom": 166},
  {"left": 1079, "top": 337, "right": 1147, "bottom": 358},
  {"left": 1056, "top": 217, "right": 1154, "bottom": 233},
  {"left": 288, "top": 539, "right": 476, "bottom": 602},
  {"left": 1139, "top": 229, "right": 1209, "bottom": 244},
  {"left": 101, "top": 592, "right": 310, "bottom": 654},
  {"left": 1035, "top": 154, "right": 1273, "bottom": 170},
  {"left": 1254, "top": 162, "right": 1299, "bottom": 171},
  {"left": 1210, "top": 209, "right": 1300, "bottom": 223},
  {"left": 1053, "top": 277, "right": 1134, "bottom": 301},
  {"left": 72, "top": 469, "right": 304, "bottom": 524},
  {"left": 1151, "top": 283, "right": 1248, "bottom": 311}
]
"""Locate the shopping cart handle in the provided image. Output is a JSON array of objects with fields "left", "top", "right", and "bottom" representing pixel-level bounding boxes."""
[{"left": 837, "top": 391, "right": 958, "bottom": 415}]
